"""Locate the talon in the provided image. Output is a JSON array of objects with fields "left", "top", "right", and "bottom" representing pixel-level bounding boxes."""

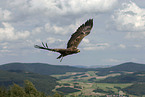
[{"left": 60, "top": 57, "right": 63, "bottom": 62}]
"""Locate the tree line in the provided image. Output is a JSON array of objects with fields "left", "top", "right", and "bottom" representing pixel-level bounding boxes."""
[{"left": 0, "top": 80, "right": 63, "bottom": 97}]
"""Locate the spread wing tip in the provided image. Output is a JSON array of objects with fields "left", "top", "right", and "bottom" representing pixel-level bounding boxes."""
[{"left": 85, "top": 19, "right": 93, "bottom": 27}]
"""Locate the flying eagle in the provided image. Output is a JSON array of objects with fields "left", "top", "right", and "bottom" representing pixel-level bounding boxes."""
[{"left": 34, "top": 19, "right": 93, "bottom": 62}]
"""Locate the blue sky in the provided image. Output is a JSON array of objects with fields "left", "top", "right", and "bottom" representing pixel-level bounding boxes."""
[{"left": 0, "top": 0, "right": 145, "bottom": 66}]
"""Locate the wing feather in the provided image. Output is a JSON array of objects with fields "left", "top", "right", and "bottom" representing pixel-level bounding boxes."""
[
  {"left": 67, "top": 19, "right": 93, "bottom": 48},
  {"left": 34, "top": 44, "right": 66, "bottom": 53}
]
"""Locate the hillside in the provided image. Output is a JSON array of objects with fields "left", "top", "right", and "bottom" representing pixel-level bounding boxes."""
[
  {"left": 0, "top": 62, "right": 95, "bottom": 75},
  {"left": 108, "top": 62, "right": 145, "bottom": 71},
  {"left": 0, "top": 69, "right": 57, "bottom": 94},
  {"left": 0, "top": 62, "right": 145, "bottom": 96},
  {"left": 96, "top": 62, "right": 145, "bottom": 76},
  {"left": 1, "top": 62, "right": 145, "bottom": 76},
  {"left": 97, "top": 71, "right": 145, "bottom": 83},
  {"left": 123, "top": 83, "right": 145, "bottom": 96}
]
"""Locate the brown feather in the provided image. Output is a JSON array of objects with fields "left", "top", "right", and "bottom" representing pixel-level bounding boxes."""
[
  {"left": 34, "top": 45, "right": 66, "bottom": 53},
  {"left": 67, "top": 19, "right": 93, "bottom": 48}
]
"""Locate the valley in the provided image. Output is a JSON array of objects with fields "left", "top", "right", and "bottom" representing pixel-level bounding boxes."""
[
  {"left": 52, "top": 71, "right": 133, "bottom": 97},
  {"left": 0, "top": 62, "right": 145, "bottom": 96}
]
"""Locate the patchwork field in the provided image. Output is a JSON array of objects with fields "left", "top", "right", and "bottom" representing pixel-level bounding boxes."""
[{"left": 52, "top": 71, "right": 135, "bottom": 97}]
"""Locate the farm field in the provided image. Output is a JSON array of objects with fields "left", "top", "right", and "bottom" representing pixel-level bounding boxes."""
[{"left": 52, "top": 71, "right": 135, "bottom": 97}]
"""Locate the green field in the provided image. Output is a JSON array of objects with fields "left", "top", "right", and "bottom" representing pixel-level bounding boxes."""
[{"left": 52, "top": 71, "right": 135, "bottom": 97}]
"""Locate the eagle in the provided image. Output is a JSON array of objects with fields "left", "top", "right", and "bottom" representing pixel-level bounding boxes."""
[{"left": 34, "top": 19, "right": 93, "bottom": 62}]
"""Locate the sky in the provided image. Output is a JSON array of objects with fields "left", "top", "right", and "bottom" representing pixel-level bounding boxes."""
[{"left": 0, "top": 0, "right": 145, "bottom": 66}]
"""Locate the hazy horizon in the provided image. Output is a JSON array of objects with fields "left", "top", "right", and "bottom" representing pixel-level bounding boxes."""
[{"left": 0, "top": 61, "right": 144, "bottom": 69}]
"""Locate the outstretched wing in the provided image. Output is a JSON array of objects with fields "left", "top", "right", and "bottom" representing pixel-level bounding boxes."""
[{"left": 67, "top": 19, "right": 93, "bottom": 48}]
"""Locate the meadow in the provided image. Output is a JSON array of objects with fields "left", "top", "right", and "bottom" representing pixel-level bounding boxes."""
[{"left": 52, "top": 71, "right": 134, "bottom": 97}]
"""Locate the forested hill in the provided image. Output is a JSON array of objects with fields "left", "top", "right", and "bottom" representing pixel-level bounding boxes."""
[
  {"left": 0, "top": 62, "right": 96, "bottom": 75},
  {"left": 0, "top": 62, "right": 145, "bottom": 76},
  {"left": 0, "top": 69, "right": 57, "bottom": 94},
  {"left": 97, "top": 62, "right": 145, "bottom": 75},
  {"left": 107, "top": 62, "right": 145, "bottom": 72}
]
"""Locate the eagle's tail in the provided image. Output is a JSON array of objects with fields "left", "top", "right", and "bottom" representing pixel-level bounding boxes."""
[
  {"left": 34, "top": 42, "right": 58, "bottom": 52},
  {"left": 35, "top": 42, "right": 65, "bottom": 62}
]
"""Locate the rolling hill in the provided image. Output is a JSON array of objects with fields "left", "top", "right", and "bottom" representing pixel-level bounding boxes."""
[
  {"left": 0, "top": 62, "right": 95, "bottom": 75},
  {"left": 0, "top": 62, "right": 95, "bottom": 95},
  {"left": 123, "top": 83, "right": 145, "bottom": 96},
  {"left": 97, "top": 71, "right": 145, "bottom": 83},
  {"left": 0, "top": 62, "right": 145, "bottom": 96},
  {"left": 96, "top": 62, "right": 145, "bottom": 76},
  {"left": 0, "top": 62, "right": 145, "bottom": 76},
  {"left": 106, "top": 62, "right": 145, "bottom": 72},
  {"left": 0, "top": 69, "right": 57, "bottom": 94}
]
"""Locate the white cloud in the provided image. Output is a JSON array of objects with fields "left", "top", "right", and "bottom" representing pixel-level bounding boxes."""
[
  {"left": 0, "top": 8, "right": 12, "bottom": 21},
  {"left": 83, "top": 43, "right": 110, "bottom": 50},
  {"left": 133, "top": 44, "right": 142, "bottom": 48},
  {"left": 46, "top": 37, "right": 63, "bottom": 44},
  {"left": 29, "top": 0, "right": 118, "bottom": 16},
  {"left": 32, "top": 27, "right": 43, "bottom": 34},
  {"left": 4, "top": 0, "right": 117, "bottom": 22},
  {"left": 118, "top": 44, "right": 126, "bottom": 49},
  {"left": 83, "top": 47, "right": 97, "bottom": 50},
  {"left": 0, "top": 22, "right": 30, "bottom": 41},
  {"left": 45, "top": 23, "right": 67, "bottom": 35},
  {"left": 82, "top": 38, "right": 90, "bottom": 44},
  {"left": 53, "top": 26, "right": 67, "bottom": 35},
  {"left": 125, "top": 32, "right": 145, "bottom": 39},
  {"left": 96, "top": 43, "right": 110, "bottom": 47},
  {"left": 0, "top": 49, "right": 11, "bottom": 53},
  {"left": 0, "top": 42, "right": 11, "bottom": 53},
  {"left": 45, "top": 22, "right": 77, "bottom": 35},
  {"left": 106, "top": 58, "right": 120, "bottom": 63},
  {"left": 112, "top": 1, "right": 145, "bottom": 32}
]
